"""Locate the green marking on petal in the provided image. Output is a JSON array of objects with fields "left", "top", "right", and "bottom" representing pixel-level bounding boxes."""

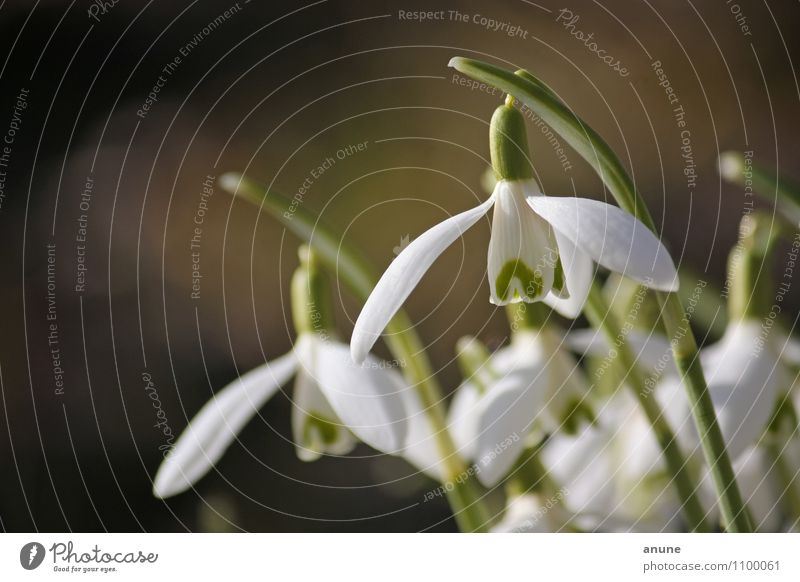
[
  {"left": 303, "top": 414, "right": 340, "bottom": 448},
  {"left": 552, "top": 255, "right": 565, "bottom": 295},
  {"left": 495, "top": 259, "right": 543, "bottom": 302},
  {"left": 559, "top": 398, "right": 596, "bottom": 435}
]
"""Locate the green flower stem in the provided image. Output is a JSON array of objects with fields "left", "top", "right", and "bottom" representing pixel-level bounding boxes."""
[
  {"left": 509, "top": 440, "right": 559, "bottom": 498},
  {"left": 766, "top": 442, "right": 800, "bottom": 531},
  {"left": 766, "top": 399, "right": 800, "bottom": 528},
  {"left": 677, "top": 269, "right": 727, "bottom": 340},
  {"left": 584, "top": 283, "right": 710, "bottom": 532},
  {"left": 728, "top": 212, "right": 781, "bottom": 323},
  {"left": 219, "top": 173, "right": 492, "bottom": 532},
  {"left": 449, "top": 56, "right": 750, "bottom": 531},
  {"left": 719, "top": 151, "right": 800, "bottom": 228},
  {"left": 503, "top": 302, "right": 707, "bottom": 529},
  {"left": 508, "top": 441, "right": 583, "bottom": 532}
]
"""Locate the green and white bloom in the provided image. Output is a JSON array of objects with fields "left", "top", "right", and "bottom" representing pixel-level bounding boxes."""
[
  {"left": 488, "top": 385, "right": 687, "bottom": 532},
  {"left": 569, "top": 319, "right": 785, "bottom": 463},
  {"left": 153, "top": 248, "right": 408, "bottom": 499},
  {"left": 351, "top": 99, "right": 678, "bottom": 363},
  {"left": 539, "top": 384, "right": 687, "bottom": 532},
  {"left": 447, "top": 318, "right": 593, "bottom": 487}
]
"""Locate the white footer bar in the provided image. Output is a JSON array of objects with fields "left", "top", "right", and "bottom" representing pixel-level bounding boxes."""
[{"left": 1, "top": 533, "right": 798, "bottom": 580}]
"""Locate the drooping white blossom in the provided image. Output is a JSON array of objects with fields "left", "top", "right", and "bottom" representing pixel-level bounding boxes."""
[
  {"left": 351, "top": 177, "right": 678, "bottom": 364},
  {"left": 153, "top": 334, "right": 408, "bottom": 498}
]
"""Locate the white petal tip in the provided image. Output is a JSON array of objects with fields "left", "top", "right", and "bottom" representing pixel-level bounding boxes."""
[
  {"left": 152, "top": 484, "right": 174, "bottom": 500},
  {"left": 349, "top": 342, "right": 368, "bottom": 366},
  {"left": 152, "top": 466, "right": 187, "bottom": 500},
  {"left": 475, "top": 462, "right": 505, "bottom": 488},
  {"left": 549, "top": 302, "right": 582, "bottom": 319},
  {"left": 644, "top": 272, "right": 680, "bottom": 293},
  {"left": 447, "top": 57, "right": 461, "bottom": 68},
  {"left": 218, "top": 173, "right": 241, "bottom": 193},
  {"left": 665, "top": 278, "right": 680, "bottom": 293},
  {"left": 718, "top": 152, "right": 744, "bottom": 181}
]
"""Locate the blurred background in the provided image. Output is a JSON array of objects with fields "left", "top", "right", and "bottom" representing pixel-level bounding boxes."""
[{"left": 0, "top": 0, "right": 798, "bottom": 532}]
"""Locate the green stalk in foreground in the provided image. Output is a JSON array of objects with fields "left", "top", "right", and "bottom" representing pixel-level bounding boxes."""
[
  {"left": 766, "top": 398, "right": 800, "bottom": 528},
  {"left": 584, "top": 282, "right": 709, "bottom": 531},
  {"left": 219, "top": 173, "right": 492, "bottom": 532},
  {"left": 449, "top": 56, "right": 750, "bottom": 531},
  {"left": 505, "top": 299, "right": 707, "bottom": 529},
  {"left": 719, "top": 151, "right": 800, "bottom": 228}
]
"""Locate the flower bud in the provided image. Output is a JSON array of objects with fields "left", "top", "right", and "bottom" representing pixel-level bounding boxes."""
[
  {"left": 291, "top": 245, "right": 335, "bottom": 336},
  {"left": 456, "top": 336, "right": 494, "bottom": 394},
  {"left": 727, "top": 212, "right": 779, "bottom": 322}
]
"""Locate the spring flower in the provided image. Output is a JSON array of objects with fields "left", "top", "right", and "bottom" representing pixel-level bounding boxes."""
[
  {"left": 540, "top": 386, "right": 687, "bottom": 532},
  {"left": 351, "top": 98, "right": 677, "bottom": 364},
  {"left": 570, "top": 319, "right": 784, "bottom": 461},
  {"left": 562, "top": 214, "right": 800, "bottom": 530},
  {"left": 447, "top": 311, "right": 594, "bottom": 487},
  {"left": 153, "top": 248, "right": 407, "bottom": 498},
  {"left": 486, "top": 384, "right": 686, "bottom": 532},
  {"left": 568, "top": 318, "right": 797, "bottom": 531}
]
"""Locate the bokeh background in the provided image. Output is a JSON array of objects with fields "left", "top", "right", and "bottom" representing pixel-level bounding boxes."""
[{"left": 0, "top": 0, "right": 798, "bottom": 532}]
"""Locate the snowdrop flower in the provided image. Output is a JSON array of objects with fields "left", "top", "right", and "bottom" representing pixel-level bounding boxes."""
[
  {"left": 688, "top": 320, "right": 782, "bottom": 460},
  {"left": 569, "top": 319, "right": 784, "bottom": 462},
  {"left": 153, "top": 248, "right": 407, "bottom": 498},
  {"left": 563, "top": 214, "right": 799, "bottom": 530},
  {"left": 485, "top": 385, "right": 687, "bottom": 532},
  {"left": 395, "top": 307, "right": 592, "bottom": 487},
  {"left": 351, "top": 97, "right": 678, "bottom": 363},
  {"left": 540, "top": 386, "right": 687, "bottom": 532},
  {"left": 447, "top": 309, "right": 594, "bottom": 487},
  {"left": 662, "top": 320, "right": 797, "bottom": 531},
  {"left": 568, "top": 318, "right": 796, "bottom": 531},
  {"left": 661, "top": 214, "right": 788, "bottom": 462}
]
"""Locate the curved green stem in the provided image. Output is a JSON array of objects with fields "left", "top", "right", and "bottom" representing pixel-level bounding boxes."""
[
  {"left": 450, "top": 56, "right": 750, "bottom": 531},
  {"left": 765, "top": 392, "right": 800, "bottom": 529},
  {"left": 219, "top": 173, "right": 492, "bottom": 531},
  {"left": 585, "top": 284, "right": 710, "bottom": 532},
  {"left": 719, "top": 151, "right": 800, "bottom": 228}
]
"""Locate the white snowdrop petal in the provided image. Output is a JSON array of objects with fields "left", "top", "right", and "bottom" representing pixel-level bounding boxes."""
[
  {"left": 701, "top": 321, "right": 782, "bottom": 460},
  {"left": 491, "top": 494, "right": 555, "bottom": 532},
  {"left": 308, "top": 339, "right": 409, "bottom": 454},
  {"left": 291, "top": 367, "right": 356, "bottom": 462},
  {"left": 446, "top": 382, "right": 483, "bottom": 463},
  {"left": 152, "top": 349, "right": 298, "bottom": 498},
  {"left": 543, "top": 424, "right": 616, "bottom": 521},
  {"left": 544, "top": 231, "right": 594, "bottom": 318},
  {"left": 397, "top": 387, "right": 447, "bottom": 482},
  {"left": 663, "top": 322, "right": 783, "bottom": 462},
  {"left": 488, "top": 181, "right": 557, "bottom": 305},
  {"left": 778, "top": 333, "right": 800, "bottom": 367},
  {"left": 733, "top": 447, "right": 782, "bottom": 532},
  {"left": 527, "top": 196, "right": 679, "bottom": 292},
  {"left": 488, "top": 332, "right": 546, "bottom": 373},
  {"left": 474, "top": 368, "right": 549, "bottom": 487},
  {"left": 350, "top": 196, "right": 495, "bottom": 363}
]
